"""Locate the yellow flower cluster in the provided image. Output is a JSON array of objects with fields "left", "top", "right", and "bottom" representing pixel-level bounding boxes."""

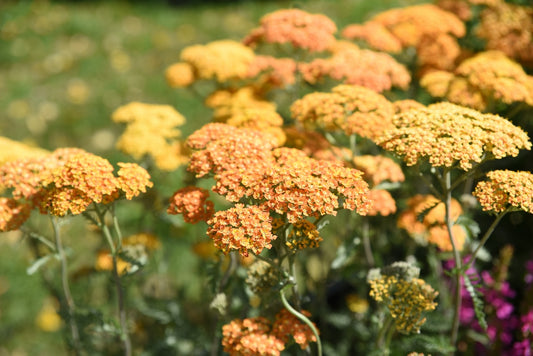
[
  {"left": 286, "top": 219, "right": 323, "bottom": 250},
  {"left": 291, "top": 84, "right": 395, "bottom": 141},
  {"left": 122, "top": 232, "right": 161, "bottom": 251},
  {"left": 421, "top": 51, "right": 533, "bottom": 111},
  {"left": 473, "top": 170, "right": 533, "bottom": 214},
  {"left": 0, "top": 137, "right": 49, "bottom": 166},
  {"left": 243, "top": 9, "right": 337, "bottom": 52},
  {"left": 299, "top": 47, "right": 411, "bottom": 93},
  {"left": 378, "top": 102, "right": 531, "bottom": 170},
  {"left": 168, "top": 40, "right": 255, "bottom": 85},
  {"left": 397, "top": 194, "right": 466, "bottom": 252},
  {"left": 225, "top": 108, "right": 286, "bottom": 146},
  {"left": 368, "top": 264, "right": 438, "bottom": 334},
  {"left": 112, "top": 102, "right": 188, "bottom": 171}
]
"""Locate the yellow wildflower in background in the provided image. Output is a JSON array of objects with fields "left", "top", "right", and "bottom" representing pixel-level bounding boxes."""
[
  {"left": 379, "top": 102, "right": 531, "bottom": 170},
  {"left": 35, "top": 299, "right": 62, "bottom": 332}
]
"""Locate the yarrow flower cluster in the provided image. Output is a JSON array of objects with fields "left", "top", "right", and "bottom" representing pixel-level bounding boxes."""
[
  {"left": 0, "top": 136, "right": 49, "bottom": 166},
  {"left": 243, "top": 9, "right": 337, "bottom": 52},
  {"left": 421, "top": 51, "right": 533, "bottom": 111},
  {"left": 398, "top": 194, "right": 466, "bottom": 252},
  {"left": 352, "top": 155, "right": 405, "bottom": 186},
  {"left": 221, "top": 309, "right": 317, "bottom": 355},
  {"left": 291, "top": 84, "right": 395, "bottom": 141},
  {"left": 167, "top": 187, "right": 214, "bottom": 224},
  {"left": 473, "top": 170, "right": 533, "bottom": 214},
  {"left": 286, "top": 219, "right": 323, "bottom": 250},
  {"left": 0, "top": 148, "right": 153, "bottom": 225},
  {"left": 378, "top": 102, "right": 531, "bottom": 170},
  {"left": 112, "top": 102, "right": 188, "bottom": 171},
  {"left": 368, "top": 262, "right": 439, "bottom": 334}
]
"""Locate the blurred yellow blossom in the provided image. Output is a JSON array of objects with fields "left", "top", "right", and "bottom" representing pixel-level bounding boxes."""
[{"left": 35, "top": 299, "right": 62, "bottom": 332}]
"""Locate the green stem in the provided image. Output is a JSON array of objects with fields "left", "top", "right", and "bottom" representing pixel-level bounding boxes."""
[
  {"left": 362, "top": 219, "right": 375, "bottom": 267},
  {"left": 20, "top": 227, "right": 56, "bottom": 252},
  {"left": 51, "top": 216, "right": 81, "bottom": 355},
  {"left": 94, "top": 205, "right": 132, "bottom": 356},
  {"left": 376, "top": 314, "right": 394, "bottom": 353},
  {"left": 280, "top": 287, "right": 322, "bottom": 356}
]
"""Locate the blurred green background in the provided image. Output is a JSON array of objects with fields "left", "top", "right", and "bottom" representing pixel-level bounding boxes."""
[{"left": 0, "top": 0, "right": 428, "bottom": 354}]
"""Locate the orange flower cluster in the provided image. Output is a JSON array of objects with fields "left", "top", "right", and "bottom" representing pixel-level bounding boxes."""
[
  {"left": 286, "top": 219, "right": 323, "bottom": 250},
  {"left": 0, "top": 198, "right": 32, "bottom": 231},
  {"left": 398, "top": 194, "right": 466, "bottom": 251},
  {"left": 205, "top": 86, "right": 276, "bottom": 123},
  {"left": 352, "top": 155, "right": 405, "bottom": 186},
  {"left": 112, "top": 102, "right": 188, "bottom": 171},
  {"left": 0, "top": 148, "right": 153, "bottom": 221},
  {"left": 421, "top": 51, "right": 533, "bottom": 111},
  {"left": 366, "top": 189, "right": 397, "bottom": 217},
  {"left": 167, "top": 40, "right": 255, "bottom": 86},
  {"left": 477, "top": 1, "right": 533, "bottom": 68},
  {"left": 207, "top": 204, "right": 275, "bottom": 256},
  {"left": 243, "top": 9, "right": 337, "bottom": 52},
  {"left": 342, "top": 4, "right": 465, "bottom": 72},
  {"left": 291, "top": 84, "right": 395, "bottom": 141},
  {"left": 247, "top": 55, "right": 297, "bottom": 88},
  {"left": 222, "top": 309, "right": 317, "bottom": 355},
  {"left": 167, "top": 187, "right": 214, "bottom": 224},
  {"left": 299, "top": 47, "right": 410, "bottom": 92},
  {"left": 378, "top": 102, "right": 532, "bottom": 170},
  {"left": 473, "top": 170, "right": 533, "bottom": 214}
]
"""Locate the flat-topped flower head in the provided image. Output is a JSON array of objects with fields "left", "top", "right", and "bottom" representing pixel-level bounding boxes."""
[
  {"left": 474, "top": 170, "right": 533, "bottom": 214},
  {"left": 247, "top": 55, "right": 297, "bottom": 87},
  {"left": 378, "top": 102, "right": 531, "bottom": 170},
  {"left": 222, "top": 317, "right": 284, "bottom": 356},
  {"left": 116, "top": 162, "right": 153, "bottom": 200},
  {"left": 421, "top": 51, "right": 533, "bottom": 110},
  {"left": 0, "top": 137, "right": 49, "bottom": 166},
  {"left": 0, "top": 198, "right": 32, "bottom": 231},
  {"left": 207, "top": 204, "right": 275, "bottom": 257},
  {"left": 167, "top": 186, "right": 214, "bottom": 224},
  {"left": 299, "top": 47, "right": 410, "bottom": 93},
  {"left": 341, "top": 22, "right": 402, "bottom": 53},
  {"left": 291, "top": 84, "right": 395, "bottom": 141},
  {"left": 179, "top": 40, "right": 255, "bottom": 82},
  {"left": 243, "top": 9, "right": 337, "bottom": 52}
]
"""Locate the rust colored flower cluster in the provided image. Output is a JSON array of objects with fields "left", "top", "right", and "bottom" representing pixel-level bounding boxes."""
[
  {"left": 207, "top": 204, "right": 275, "bottom": 257},
  {"left": 368, "top": 263, "right": 439, "bottom": 334},
  {"left": 221, "top": 309, "right": 317, "bottom": 355},
  {"left": 299, "top": 47, "right": 410, "bottom": 93},
  {"left": 167, "top": 187, "right": 214, "bottom": 224},
  {"left": 247, "top": 55, "right": 297, "bottom": 88},
  {"left": 477, "top": 1, "right": 533, "bottom": 68},
  {"left": 378, "top": 102, "right": 532, "bottom": 170},
  {"left": 0, "top": 198, "right": 32, "bottom": 231},
  {"left": 286, "top": 219, "right": 323, "bottom": 250},
  {"left": 421, "top": 51, "right": 533, "bottom": 111},
  {"left": 167, "top": 40, "right": 255, "bottom": 86},
  {"left": 398, "top": 194, "right": 466, "bottom": 252},
  {"left": 243, "top": 9, "right": 337, "bottom": 52},
  {"left": 291, "top": 84, "right": 395, "bottom": 141},
  {"left": 112, "top": 102, "right": 188, "bottom": 171},
  {"left": 342, "top": 4, "right": 465, "bottom": 72},
  {"left": 473, "top": 170, "right": 533, "bottom": 214},
  {"left": 0, "top": 148, "right": 153, "bottom": 222}
]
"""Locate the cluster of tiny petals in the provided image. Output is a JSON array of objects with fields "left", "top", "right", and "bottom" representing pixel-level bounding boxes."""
[
  {"left": 222, "top": 317, "right": 284, "bottom": 356},
  {"left": 207, "top": 204, "right": 276, "bottom": 257},
  {"left": 247, "top": 55, "right": 297, "bottom": 87},
  {"left": 167, "top": 186, "right": 214, "bottom": 224},
  {"left": 378, "top": 102, "right": 532, "bottom": 170},
  {"left": 271, "top": 309, "right": 317, "bottom": 349},
  {"left": 0, "top": 198, "right": 32, "bottom": 231},
  {"left": 225, "top": 108, "right": 286, "bottom": 146},
  {"left": 116, "top": 163, "right": 153, "bottom": 200},
  {"left": 299, "top": 48, "right": 411, "bottom": 93},
  {"left": 286, "top": 219, "right": 323, "bottom": 250},
  {"left": 421, "top": 51, "right": 533, "bottom": 110},
  {"left": 473, "top": 170, "right": 533, "bottom": 214},
  {"left": 366, "top": 189, "right": 397, "bottom": 217},
  {"left": 180, "top": 40, "right": 255, "bottom": 82},
  {"left": 243, "top": 9, "right": 337, "bottom": 52},
  {"left": 205, "top": 87, "right": 277, "bottom": 123},
  {"left": 352, "top": 155, "right": 405, "bottom": 186},
  {"left": 291, "top": 84, "right": 395, "bottom": 141}
]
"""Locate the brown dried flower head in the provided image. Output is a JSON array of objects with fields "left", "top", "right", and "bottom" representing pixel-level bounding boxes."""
[
  {"left": 243, "top": 9, "right": 337, "bottom": 52},
  {"left": 378, "top": 102, "right": 531, "bottom": 170},
  {"left": 474, "top": 170, "right": 533, "bottom": 214}
]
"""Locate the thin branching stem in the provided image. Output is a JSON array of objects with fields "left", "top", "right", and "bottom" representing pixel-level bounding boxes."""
[{"left": 51, "top": 216, "right": 82, "bottom": 356}]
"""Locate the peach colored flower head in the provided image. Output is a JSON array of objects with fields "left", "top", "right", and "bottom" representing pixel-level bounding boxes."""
[
  {"left": 342, "top": 22, "right": 403, "bottom": 53},
  {"left": 205, "top": 87, "right": 276, "bottom": 123},
  {"left": 417, "top": 33, "right": 461, "bottom": 73},
  {"left": 165, "top": 62, "right": 195, "bottom": 88},
  {"left": 392, "top": 99, "right": 426, "bottom": 115},
  {"left": 427, "top": 225, "right": 467, "bottom": 252},
  {"left": 0, "top": 198, "right": 32, "bottom": 231},
  {"left": 116, "top": 162, "right": 153, "bottom": 200},
  {"left": 291, "top": 84, "right": 395, "bottom": 141},
  {"left": 421, "top": 51, "right": 533, "bottom": 110},
  {"left": 207, "top": 204, "right": 275, "bottom": 256},
  {"left": 222, "top": 317, "right": 284, "bottom": 356},
  {"left": 271, "top": 309, "right": 318, "bottom": 350},
  {"left": 246, "top": 55, "right": 297, "bottom": 87},
  {"left": 299, "top": 48, "right": 410, "bottom": 93},
  {"left": 366, "top": 189, "right": 397, "bottom": 217},
  {"left": 378, "top": 102, "right": 531, "bottom": 170},
  {"left": 180, "top": 40, "right": 255, "bottom": 82},
  {"left": 243, "top": 9, "right": 337, "bottom": 52},
  {"left": 474, "top": 170, "right": 533, "bottom": 214},
  {"left": 167, "top": 186, "right": 214, "bottom": 224},
  {"left": 352, "top": 155, "right": 405, "bottom": 186}
]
